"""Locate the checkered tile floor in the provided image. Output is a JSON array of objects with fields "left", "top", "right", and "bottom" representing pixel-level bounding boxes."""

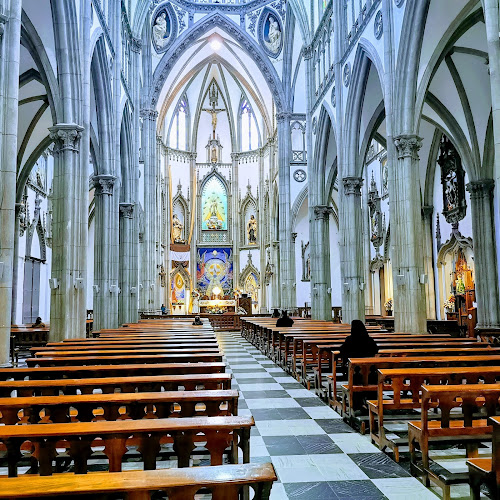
[{"left": 218, "top": 331, "right": 441, "bottom": 500}]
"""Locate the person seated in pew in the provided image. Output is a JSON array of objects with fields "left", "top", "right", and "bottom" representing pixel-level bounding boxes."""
[
  {"left": 31, "top": 317, "right": 45, "bottom": 328},
  {"left": 272, "top": 309, "right": 280, "bottom": 318},
  {"left": 192, "top": 315, "right": 203, "bottom": 326},
  {"left": 276, "top": 310, "right": 294, "bottom": 327},
  {"left": 339, "top": 320, "right": 379, "bottom": 413},
  {"left": 161, "top": 304, "right": 166, "bottom": 315}
]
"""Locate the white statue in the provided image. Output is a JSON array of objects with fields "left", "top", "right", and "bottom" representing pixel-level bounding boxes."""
[
  {"left": 191, "top": 289, "right": 200, "bottom": 314},
  {"left": 264, "top": 16, "right": 282, "bottom": 54},
  {"left": 153, "top": 12, "right": 168, "bottom": 48}
]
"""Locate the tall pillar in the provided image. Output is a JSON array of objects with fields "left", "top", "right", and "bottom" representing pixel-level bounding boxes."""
[
  {"left": 392, "top": 135, "right": 427, "bottom": 333},
  {"left": 422, "top": 205, "right": 436, "bottom": 319},
  {"left": 0, "top": 1, "right": 21, "bottom": 365},
  {"left": 339, "top": 177, "right": 365, "bottom": 323},
  {"left": 139, "top": 108, "right": 158, "bottom": 312},
  {"left": 49, "top": 124, "right": 86, "bottom": 341},
  {"left": 232, "top": 153, "right": 240, "bottom": 290},
  {"left": 258, "top": 149, "right": 267, "bottom": 313},
  {"left": 466, "top": 180, "right": 500, "bottom": 328},
  {"left": 119, "top": 202, "right": 138, "bottom": 324},
  {"left": 362, "top": 182, "right": 374, "bottom": 316},
  {"left": 277, "top": 112, "right": 295, "bottom": 311},
  {"left": 311, "top": 205, "right": 333, "bottom": 320},
  {"left": 93, "top": 174, "right": 119, "bottom": 330}
]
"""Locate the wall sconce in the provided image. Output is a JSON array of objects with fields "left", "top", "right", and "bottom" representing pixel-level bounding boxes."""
[
  {"left": 139, "top": 283, "right": 143, "bottom": 290},
  {"left": 49, "top": 278, "right": 59, "bottom": 290},
  {"left": 74, "top": 278, "right": 84, "bottom": 290},
  {"left": 419, "top": 274, "right": 428, "bottom": 284},
  {"left": 395, "top": 274, "right": 405, "bottom": 286},
  {"left": 312, "top": 286, "right": 318, "bottom": 296},
  {"left": 0, "top": 262, "right": 4, "bottom": 280},
  {"left": 130, "top": 287, "right": 137, "bottom": 295},
  {"left": 150, "top": 283, "right": 155, "bottom": 290},
  {"left": 92, "top": 284, "right": 99, "bottom": 294},
  {"left": 359, "top": 282, "right": 365, "bottom": 291},
  {"left": 343, "top": 282, "right": 350, "bottom": 292},
  {"left": 109, "top": 285, "right": 119, "bottom": 294},
  {"left": 327, "top": 287, "right": 332, "bottom": 294}
]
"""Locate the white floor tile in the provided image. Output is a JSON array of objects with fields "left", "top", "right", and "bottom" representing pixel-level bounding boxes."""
[
  {"left": 372, "top": 478, "right": 439, "bottom": 499},
  {"left": 269, "top": 482, "right": 289, "bottom": 500},
  {"left": 232, "top": 372, "right": 275, "bottom": 379},
  {"left": 302, "top": 406, "right": 342, "bottom": 419},
  {"left": 246, "top": 398, "right": 301, "bottom": 409},
  {"left": 311, "top": 454, "right": 369, "bottom": 481},
  {"left": 239, "top": 383, "right": 284, "bottom": 391},
  {"left": 328, "top": 433, "right": 382, "bottom": 454},
  {"left": 284, "top": 389, "right": 316, "bottom": 398}
]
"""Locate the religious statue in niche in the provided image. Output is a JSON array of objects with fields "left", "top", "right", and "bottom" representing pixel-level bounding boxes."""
[
  {"left": 152, "top": 12, "right": 170, "bottom": 49},
  {"left": 191, "top": 289, "right": 200, "bottom": 314},
  {"left": 301, "top": 241, "right": 311, "bottom": 281},
  {"left": 264, "top": 15, "right": 282, "bottom": 54},
  {"left": 205, "top": 195, "right": 225, "bottom": 230},
  {"left": 368, "top": 172, "right": 384, "bottom": 251},
  {"left": 247, "top": 215, "right": 257, "bottom": 244},
  {"left": 172, "top": 214, "right": 184, "bottom": 243},
  {"left": 202, "top": 175, "right": 228, "bottom": 231},
  {"left": 438, "top": 134, "right": 467, "bottom": 229},
  {"left": 211, "top": 146, "right": 218, "bottom": 163}
]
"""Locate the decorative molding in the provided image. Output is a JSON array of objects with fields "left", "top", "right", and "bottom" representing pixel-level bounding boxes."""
[
  {"left": 92, "top": 0, "right": 115, "bottom": 59},
  {"left": 49, "top": 124, "right": 84, "bottom": 154},
  {"left": 374, "top": 10, "right": 383, "bottom": 39},
  {"left": 394, "top": 134, "right": 422, "bottom": 160},
  {"left": 257, "top": 6, "right": 284, "bottom": 59},
  {"left": 140, "top": 108, "right": 159, "bottom": 120},
  {"left": 293, "top": 169, "right": 307, "bottom": 182},
  {"left": 240, "top": 253, "right": 260, "bottom": 288},
  {"left": 342, "top": 176, "right": 363, "bottom": 196},
  {"left": 343, "top": 62, "right": 351, "bottom": 87},
  {"left": 151, "top": 2, "right": 178, "bottom": 54},
  {"left": 131, "top": 37, "right": 142, "bottom": 53}
]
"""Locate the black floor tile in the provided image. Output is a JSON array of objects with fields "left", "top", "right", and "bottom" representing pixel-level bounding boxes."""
[
  {"left": 242, "top": 390, "right": 290, "bottom": 399},
  {"left": 348, "top": 453, "right": 411, "bottom": 479},
  {"left": 294, "top": 397, "right": 327, "bottom": 407},
  {"left": 326, "top": 480, "right": 388, "bottom": 499},
  {"left": 296, "top": 435, "right": 342, "bottom": 455},
  {"left": 280, "top": 382, "right": 305, "bottom": 389},
  {"left": 234, "top": 377, "right": 276, "bottom": 384},
  {"left": 263, "top": 435, "right": 307, "bottom": 456},
  {"left": 231, "top": 368, "right": 268, "bottom": 373},
  {"left": 315, "top": 419, "right": 356, "bottom": 433}
]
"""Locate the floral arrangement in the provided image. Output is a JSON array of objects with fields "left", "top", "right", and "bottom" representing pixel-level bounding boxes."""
[
  {"left": 206, "top": 305, "right": 226, "bottom": 314},
  {"left": 443, "top": 295, "right": 455, "bottom": 310},
  {"left": 384, "top": 298, "right": 393, "bottom": 311}
]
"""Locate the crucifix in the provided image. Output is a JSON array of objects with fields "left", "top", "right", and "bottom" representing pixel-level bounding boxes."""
[{"left": 202, "top": 83, "right": 225, "bottom": 140}]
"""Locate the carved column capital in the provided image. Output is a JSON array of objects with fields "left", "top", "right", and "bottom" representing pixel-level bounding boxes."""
[
  {"left": 291, "top": 232, "right": 298, "bottom": 243},
  {"left": 313, "top": 205, "right": 334, "bottom": 220},
  {"left": 49, "top": 124, "right": 84, "bottom": 154},
  {"left": 422, "top": 205, "right": 434, "bottom": 218},
  {"left": 342, "top": 177, "right": 363, "bottom": 196},
  {"left": 119, "top": 202, "right": 134, "bottom": 218},
  {"left": 276, "top": 112, "right": 291, "bottom": 124},
  {"left": 231, "top": 152, "right": 240, "bottom": 161},
  {"left": 466, "top": 179, "right": 495, "bottom": 199},
  {"left": 394, "top": 134, "right": 423, "bottom": 160},
  {"left": 131, "top": 37, "right": 142, "bottom": 53},
  {"left": 303, "top": 44, "right": 314, "bottom": 60},
  {"left": 93, "top": 175, "right": 117, "bottom": 196},
  {"left": 140, "top": 108, "right": 159, "bottom": 120}
]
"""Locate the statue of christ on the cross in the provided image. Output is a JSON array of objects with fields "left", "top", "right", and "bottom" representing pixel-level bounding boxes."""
[{"left": 202, "top": 104, "right": 225, "bottom": 140}]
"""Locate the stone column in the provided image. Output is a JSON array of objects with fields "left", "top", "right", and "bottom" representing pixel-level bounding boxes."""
[
  {"left": 276, "top": 112, "right": 295, "bottom": 311},
  {"left": 392, "top": 135, "right": 427, "bottom": 333},
  {"left": 92, "top": 175, "right": 118, "bottom": 330},
  {"left": 119, "top": 202, "right": 137, "bottom": 324},
  {"left": 259, "top": 149, "right": 267, "bottom": 313},
  {"left": 339, "top": 177, "right": 365, "bottom": 323},
  {"left": 139, "top": 108, "right": 158, "bottom": 312},
  {"left": 0, "top": 2, "right": 21, "bottom": 365},
  {"left": 466, "top": 180, "right": 500, "bottom": 328},
  {"left": 49, "top": 124, "right": 86, "bottom": 341},
  {"left": 422, "top": 205, "right": 436, "bottom": 319},
  {"left": 231, "top": 152, "right": 240, "bottom": 290},
  {"left": 311, "top": 205, "right": 334, "bottom": 320},
  {"left": 362, "top": 182, "right": 374, "bottom": 316}
]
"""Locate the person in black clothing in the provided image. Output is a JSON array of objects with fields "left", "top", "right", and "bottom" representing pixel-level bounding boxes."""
[
  {"left": 192, "top": 315, "right": 203, "bottom": 325},
  {"left": 276, "top": 310, "right": 294, "bottom": 327},
  {"left": 339, "top": 320, "right": 379, "bottom": 413},
  {"left": 271, "top": 308, "right": 280, "bottom": 318}
]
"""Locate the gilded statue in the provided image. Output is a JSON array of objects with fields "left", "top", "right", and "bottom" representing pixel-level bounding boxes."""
[{"left": 172, "top": 213, "right": 184, "bottom": 243}]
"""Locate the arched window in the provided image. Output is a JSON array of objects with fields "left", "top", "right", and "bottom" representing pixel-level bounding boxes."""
[
  {"left": 239, "top": 98, "right": 259, "bottom": 151},
  {"left": 169, "top": 96, "right": 189, "bottom": 150}
]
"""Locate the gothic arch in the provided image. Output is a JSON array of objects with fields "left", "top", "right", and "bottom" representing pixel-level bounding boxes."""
[
  {"left": 170, "top": 263, "right": 192, "bottom": 290},
  {"left": 149, "top": 12, "right": 286, "bottom": 112},
  {"left": 240, "top": 186, "right": 258, "bottom": 246},
  {"left": 291, "top": 185, "right": 308, "bottom": 231},
  {"left": 240, "top": 255, "right": 260, "bottom": 288}
]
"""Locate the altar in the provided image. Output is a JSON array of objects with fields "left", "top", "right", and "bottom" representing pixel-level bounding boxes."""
[{"left": 199, "top": 299, "right": 236, "bottom": 314}]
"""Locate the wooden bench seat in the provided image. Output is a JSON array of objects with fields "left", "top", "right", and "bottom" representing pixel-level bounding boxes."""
[
  {"left": 0, "top": 415, "right": 254, "bottom": 476},
  {"left": 32, "top": 347, "right": 221, "bottom": 357},
  {"left": 368, "top": 366, "right": 500, "bottom": 461},
  {"left": 0, "top": 373, "right": 232, "bottom": 397},
  {"left": 408, "top": 384, "right": 500, "bottom": 499},
  {"left": 0, "top": 389, "right": 239, "bottom": 424},
  {"left": 0, "top": 462, "right": 277, "bottom": 499},
  {"left": 0, "top": 362, "right": 226, "bottom": 381},
  {"left": 26, "top": 353, "right": 223, "bottom": 367}
]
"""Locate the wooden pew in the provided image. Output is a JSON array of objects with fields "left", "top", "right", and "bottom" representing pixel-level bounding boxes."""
[
  {"left": 0, "top": 416, "right": 254, "bottom": 476},
  {"left": 0, "top": 362, "right": 226, "bottom": 381},
  {"left": 0, "top": 373, "right": 232, "bottom": 397},
  {"left": 408, "top": 384, "right": 500, "bottom": 499},
  {"left": 26, "top": 352, "right": 223, "bottom": 367},
  {"left": 467, "top": 415, "right": 500, "bottom": 499},
  {"left": 32, "top": 347, "right": 222, "bottom": 357},
  {"left": 0, "top": 462, "right": 277, "bottom": 499},
  {"left": 369, "top": 366, "right": 500, "bottom": 461},
  {"left": 331, "top": 355, "right": 500, "bottom": 425},
  {"left": 0, "top": 389, "right": 239, "bottom": 425}
]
